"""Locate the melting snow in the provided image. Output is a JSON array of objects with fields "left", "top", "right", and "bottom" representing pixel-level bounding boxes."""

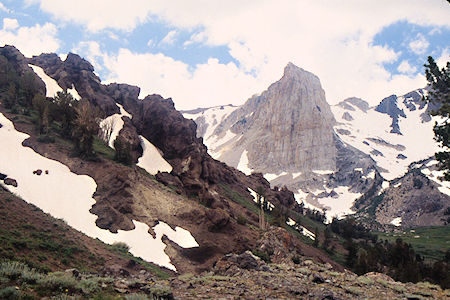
[
  {"left": 29, "top": 64, "right": 82, "bottom": 100},
  {"left": 317, "top": 186, "right": 361, "bottom": 222},
  {"left": 66, "top": 84, "right": 81, "bottom": 100},
  {"left": 137, "top": 135, "right": 172, "bottom": 175},
  {"left": 237, "top": 150, "right": 253, "bottom": 175},
  {"left": 286, "top": 218, "right": 315, "bottom": 240},
  {"left": 421, "top": 166, "right": 450, "bottom": 196},
  {"left": 390, "top": 217, "right": 402, "bottom": 227},
  {"left": 183, "top": 105, "right": 238, "bottom": 141},
  {"left": 100, "top": 104, "right": 132, "bottom": 148},
  {"left": 29, "top": 64, "right": 62, "bottom": 97},
  {"left": 0, "top": 112, "right": 197, "bottom": 271},
  {"left": 263, "top": 172, "right": 288, "bottom": 181},
  {"left": 313, "top": 170, "right": 334, "bottom": 175}
]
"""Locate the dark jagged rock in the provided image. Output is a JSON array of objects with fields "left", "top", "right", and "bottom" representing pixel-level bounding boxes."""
[
  {"left": 375, "top": 95, "right": 405, "bottom": 134},
  {"left": 155, "top": 172, "right": 184, "bottom": 194},
  {"left": 29, "top": 52, "right": 119, "bottom": 116},
  {"left": 118, "top": 117, "right": 143, "bottom": 163},
  {"left": 4, "top": 178, "right": 18, "bottom": 187}
]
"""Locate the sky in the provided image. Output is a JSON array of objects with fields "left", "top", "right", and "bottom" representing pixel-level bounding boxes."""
[{"left": 0, "top": 0, "right": 449, "bottom": 110}]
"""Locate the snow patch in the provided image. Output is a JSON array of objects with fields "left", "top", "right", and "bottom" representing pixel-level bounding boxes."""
[
  {"left": 390, "top": 217, "right": 402, "bottom": 227},
  {"left": 237, "top": 150, "right": 253, "bottom": 175},
  {"left": 0, "top": 112, "right": 196, "bottom": 271},
  {"left": 66, "top": 84, "right": 81, "bottom": 100},
  {"left": 137, "top": 135, "right": 172, "bottom": 175},
  {"left": 317, "top": 186, "right": 361, "bottom": 222},
  {"left": 285, "top": 218, "right": 315, "bottom": 240},
  {"left": 99, "top": 104, "right": 132, "bottom": 148},
  {"left": 29, "top": 64, "right": 62, "bottom": 97},
  {"left": 421, "top": 166, "right": 450, "bottom": 196},
  {"left": 263, "top": 172, "right": 287, "bottom": 181},
  {"left": 153, "top": 221, "right": 199, "bottom": 248},
  {"left": 313, "top": 170, "right": 334, "bottom": 175}
]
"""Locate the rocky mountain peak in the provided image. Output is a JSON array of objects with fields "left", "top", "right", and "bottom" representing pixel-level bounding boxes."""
[
  {"left": 201, "top": 63, "right": 337, "bottom": 174},
  {"left": 282, "top": 62, "right": 321, "bottom": 84}
]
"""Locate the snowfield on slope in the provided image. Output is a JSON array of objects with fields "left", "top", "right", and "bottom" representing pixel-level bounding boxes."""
[
  {"left": 0, "top": 112, "right": 195, "bottom": 271},
  {"left": 29, "top": 64, "right": 81, "bottom": 100},
  {"left": 137, "top": 135, "right": 173, "bottom": 175},
  {"left": 183, "top": 105, "right": 238, "bottom": 141},
  {"left": 332, "top": 92, "right": 440, "bottom": 180}
]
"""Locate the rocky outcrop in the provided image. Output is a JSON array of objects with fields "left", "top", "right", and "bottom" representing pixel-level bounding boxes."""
[
  {"left": 117, "top": 117, "right": 143, "bottom": 162},
  {"left": 375, "top": 95, "right": 406, "bottom": 134},
  {"left": 29, "top": 53, "right": 119, "bottom": 116}
]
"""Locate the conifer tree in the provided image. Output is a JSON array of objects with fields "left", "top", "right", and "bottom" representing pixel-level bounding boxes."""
[{"left": 424, "top": 56, "right": 450, "bottom": 179}]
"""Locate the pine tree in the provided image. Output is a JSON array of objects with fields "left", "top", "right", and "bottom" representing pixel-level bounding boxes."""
[{"left": 424, "top": 56, "right": 450, "bottom": 179}]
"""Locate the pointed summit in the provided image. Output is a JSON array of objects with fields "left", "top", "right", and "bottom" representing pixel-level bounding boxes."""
[{"left": 281, "top": 62, "right": 322, "bottom": 88}]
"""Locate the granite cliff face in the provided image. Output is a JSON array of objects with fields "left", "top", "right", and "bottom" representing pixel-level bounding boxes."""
[
  {"left": 185, "top": 63, "right": 377, "bottom": 220},
  {"left": 212, "top": 63, "right": 337, "bottom": 173}
]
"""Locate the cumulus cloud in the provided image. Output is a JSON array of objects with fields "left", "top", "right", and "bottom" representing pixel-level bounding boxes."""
[
  {"left": 397, "top": 60, "right": 417, "bottom": 74},
  {"left": 26, "top": 0, "right": 449, "bottom": 108},
  {"left": 0, "top": 20, "right": 59, "bottom": 57},
  {"left": 409, "top": 33, "right": 430, "bottom": 55},
  {"left": 102, "top": 49, "right": 259, "bottom": 110},
  {"left": 2, "top": 18, "right": 19, "bottom": 31}
]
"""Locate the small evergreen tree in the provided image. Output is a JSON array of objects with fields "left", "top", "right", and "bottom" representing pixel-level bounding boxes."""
[
  {"left": 72, "top": 100, "right": 100, "bottom": 157},
  {"left": 114, "top": 136, "right": 132, "bottom": 165}
]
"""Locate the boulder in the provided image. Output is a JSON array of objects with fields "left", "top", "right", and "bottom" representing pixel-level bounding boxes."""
[
  {"left": 205, "top": 208, "right": 229, "bottom": 231},
  {"left": 4, "top": 178, "right": 17, "bottom": 187}
]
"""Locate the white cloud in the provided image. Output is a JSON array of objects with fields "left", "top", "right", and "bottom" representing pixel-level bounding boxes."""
[
  {"left": 397, "top": 60, "right": 417, "bottom": 74},
  {"left": 147, "top": 39, "right": 154, "bottom": 47},
  {"left": 0, "top": 2, "right": 11, "bottom": 13},
  {"left": 159, "top": 30, "right": 177, "bottom": 46},
  {"left": 72, "top": 41, "right": 104, "bottom": 71},
  {"left": 2, "top": 18, "right": 19, "bottom": 31},
  {"left": 101, "top": 49, "right": 259, "bottom": 110},
  {"left": 436, "top": 48, "right": 449, "bottom": 68},
  {"left": 409, "top": 33, "right": 430, "bottom": 55},
  {"left": 0, "top": 21, "right": 59, "bottom": 57},
  {"left": 24, "top": 0, "right": 450, "bottom": 108}
]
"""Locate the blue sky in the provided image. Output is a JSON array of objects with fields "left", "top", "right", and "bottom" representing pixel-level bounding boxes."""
[{"left": 0, "top": 0, "right": 449, "bottom": 110}]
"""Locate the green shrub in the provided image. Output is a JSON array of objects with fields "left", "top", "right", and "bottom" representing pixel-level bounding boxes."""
[
  {"left": 252, "top": 249, "right": 271, "bottom": 263},
  {"left": 111, "top": 242, "right": 130, "bottom": 254},
  {"left": 36, "top": 272, "right": 80, "bottom": 293},
  {"left": 237, "top": 215, "right": 247, "bottom": 225},
  {"left": 0, "top": 261, "right": 28, "bottom": 280},
  {"left": 149, "top": 285, "right": 173, "bottom": 299},
  {"left": 0, "top": 286, "right": 19, "bottom": 299}
]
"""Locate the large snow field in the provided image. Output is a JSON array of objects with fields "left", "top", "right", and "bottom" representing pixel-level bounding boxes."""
[
  {"left": 332, "top": 94, "right": 440, "bottom": 180},
  {"left": 137, "top": 135, "right": 173, "bottom": 175},
  {"left": 0, "top": 112, "right": 196, "bottom": 271},
  {"left": 29, "top": 64, "right": 81, "bottom": 100}
]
